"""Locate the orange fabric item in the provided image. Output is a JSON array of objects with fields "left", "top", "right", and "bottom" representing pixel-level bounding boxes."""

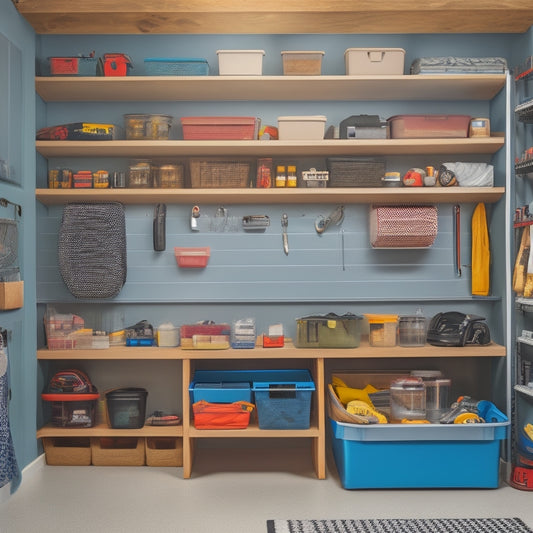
[
  {"left": 471, "top": 202, "right": 490, "bottom": 296},
  {"left": 192, "top": 400, "right": 254, "bottom": 429}
]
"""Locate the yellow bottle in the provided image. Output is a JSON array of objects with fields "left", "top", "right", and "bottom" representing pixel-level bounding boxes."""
[
  {"left": 275, "top": 165, "right": 286, "bottom": 187},
  {"left": 287, "top": 165, "right": 297, "bottom": 187}
]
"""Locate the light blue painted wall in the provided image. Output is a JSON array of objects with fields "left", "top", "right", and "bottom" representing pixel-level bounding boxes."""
[{"left": 0, "top": 0, "right": 37, "bottom": 476}]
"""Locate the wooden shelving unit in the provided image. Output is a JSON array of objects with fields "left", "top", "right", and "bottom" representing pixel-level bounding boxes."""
[{"left": 13, "top": 0, "right": 533, "bottom": 34}]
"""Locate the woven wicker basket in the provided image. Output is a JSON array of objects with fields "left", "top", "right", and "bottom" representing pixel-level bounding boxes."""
[
  {"left": 327, "top": 384, "right": 370, "bottom": 425},
  {"left": 327, "top": 157, "right": 385, "bottom": 187},
  {"left": 189, "top": 158, "right": 251, "bottom": 188}
]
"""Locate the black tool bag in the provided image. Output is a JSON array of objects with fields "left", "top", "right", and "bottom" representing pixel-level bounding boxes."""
[{"left": 58, "top": 202, "right": 127, "bottom": 299}]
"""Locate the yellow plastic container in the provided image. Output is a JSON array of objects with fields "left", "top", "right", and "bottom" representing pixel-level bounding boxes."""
[{"left": 365, "top": 314, "right": 398, "bottom": 347}]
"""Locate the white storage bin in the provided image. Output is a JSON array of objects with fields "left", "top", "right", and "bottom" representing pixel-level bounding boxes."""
[
  {"left": 345, "top": 48, "right": 405, "bottom": 75},
  {"left": 278, "top": 115, "right": 327, "bottom": 140},
  {"left": 217, "top": 50, "right": 265, "bottom": 75}
]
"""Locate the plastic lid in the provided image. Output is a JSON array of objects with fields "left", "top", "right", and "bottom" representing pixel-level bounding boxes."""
[
  {"left": 281, "top": 50, "right": 325, "bottom": 55},
  {"left": 217, "top": 49, "right": 265, "bottom": 55},
  {"left": 144, "top": 57, "right": 208, "bottom": 63},
  {"left": 278, "top": 115, "right": 327, "bottom": 122},
  {"left": 344, "top": 47, "right": 405, "bottom": 55},
  {"left": 365, "top": 313, "right": 398, "bottom": 323}
]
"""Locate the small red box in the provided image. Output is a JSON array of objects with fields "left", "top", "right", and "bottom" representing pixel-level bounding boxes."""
[
  {"left": 174, "top": 247, "right": 210, "bottom": 268},
  {"left": 181, "top": 116, "right": 258, "bottom": 140},
  {"left": 49, "top": 56, "right": 96, "bottom": 76}
]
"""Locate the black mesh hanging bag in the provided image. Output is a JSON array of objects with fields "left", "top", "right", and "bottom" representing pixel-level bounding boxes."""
[{"left": 58, "top": 202, "right": 127, "bottom": 299}]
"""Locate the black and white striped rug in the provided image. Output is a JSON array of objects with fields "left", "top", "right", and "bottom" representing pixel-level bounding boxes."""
[{"left": 266, "top": 518, "right": 533, "bottom": 533}]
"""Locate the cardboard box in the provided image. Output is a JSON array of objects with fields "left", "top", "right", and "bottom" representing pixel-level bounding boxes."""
[
  {"left": 91, "top": 437, "right": 145, "bottom": 466},
  {"left": 0, "top": 281, "right": 23, "bottom": 310},
  {"left": 42, "top": 437, "right": 91, "bottom": 466},
  {"left": 145, "top": 437, "right": 183, "bottom": 467}
]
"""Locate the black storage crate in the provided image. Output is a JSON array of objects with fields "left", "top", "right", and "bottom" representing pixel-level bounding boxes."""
[{"left": 106, "top": 387, "right": 148, "bottom": 429}]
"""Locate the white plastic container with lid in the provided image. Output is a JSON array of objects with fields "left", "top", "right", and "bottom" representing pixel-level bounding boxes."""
[
  {"left": 157, "top": 322, "right": 180, "bottom": 347},
  {"left": 217, "top": 50, "right": 265, "bottom": 75},
  {"left": 278, "top": 115, "right": 327, "bottom": 140},
  {"left": 344, "top": 48, "right": 405, "bottom": 75}
]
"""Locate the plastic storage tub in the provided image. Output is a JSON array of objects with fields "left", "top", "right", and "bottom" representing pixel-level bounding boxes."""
[
  {"left": 49, "top": 56, "right": 97, "bottom": 76},
  {"left": 295, "top": 313, "right": 363, "bottom": 348},
  {"left": 398, "top": 315, "right": 427, "bottom": 347},
  {"left": 365, "top": 314, "right": 398, "bottom": 347},
  {"left": 144, "top": 57, "right": 209, "bottom": 76},
  {"left": 344, "top": 48, "right": 405, "bottom": 75},
  {"left": 278, "top": 115, "right": 327, "bottom": 140},
  {"left": 124, "top": 114, "right": 172, "bottom": 140},
  {"left": 329, "top": 417, "right": 509, "bottom": 489},
  {"left": 217, "top": 50, "right": 265, "bottom": 75},
  {"left": 181, "top": 116, "right": 258, "bottom": 140},
  {"left": 174, "top": 247, "right": 210, "bottom": 268},
  {"left": 190, "top": 372, "right": 253, "bottom": 403},
  {"left": 281, "top": 51, "right": 324, "bottom": 75},
  {"left": 252, "top": 369, "right": 315, "bottom": 429},
  {"left": 388, "top": 114, "right": 471, "bottom": 139},
  {"left": 105, "top": 388, "right": 148, "bottom": 429}
]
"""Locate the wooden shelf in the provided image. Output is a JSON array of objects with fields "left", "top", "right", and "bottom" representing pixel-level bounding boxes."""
[
  {"left": 37, "top": 342, "right": 506, "bottom": 361},
  {"left": 36, "top": 186, "right": 505, "bottom": 206},
  {"left": 35, "top": 75, "right": 506, "bottom": 103},
  {"left": 14, "top": 0, "right": 533, "bottom": 34},
  {"left": 35, "top": 137, "right": 505, "bottom": 159},
  {"left": 37, "top": 423, "right": 182, "bottom": 438}
]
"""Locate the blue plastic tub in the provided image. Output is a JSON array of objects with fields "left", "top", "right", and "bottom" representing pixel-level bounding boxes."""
[
  {"left": 144, "top": 58, "right": 209, "bottom": 76},
  {"left": 191, "top": 382, "right": 252, "bottom": 404},
  {"left": 329, "top": 417, "right": 509, "bottom": 489},
  {"left": 252, "top": 369, "right": 315, "bottom": 430}
]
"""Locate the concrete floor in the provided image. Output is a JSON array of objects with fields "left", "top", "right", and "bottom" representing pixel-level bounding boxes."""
[{"left": 1, "top": 445, "right": 533, "bottom": 533}]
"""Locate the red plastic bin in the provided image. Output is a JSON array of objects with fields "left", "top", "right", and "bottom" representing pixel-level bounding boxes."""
[
  {"left": 388, "top": 114, "right": 471, "bottom": 139},
  {"left": 181, "top": 116, "right": 258, "bottom": 140}
]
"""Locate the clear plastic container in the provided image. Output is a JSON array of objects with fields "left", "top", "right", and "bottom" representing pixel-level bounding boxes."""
[
  {"left": 365, "top": 314, "right": 398, "bottom": 347},
  {"left": 124, "top": 113, "right": 172, "bottom": 140},
  {"left": 398, "top": 312, "right": 427, "bottom": 347},
  {"left": 390, "top": 377, "right": 426, "bottom": 422}
]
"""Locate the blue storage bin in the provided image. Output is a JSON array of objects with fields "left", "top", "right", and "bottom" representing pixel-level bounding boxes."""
[
  {"left": 252, "top": 369, "right": 315, "bottom": 430},
  {"left": 329, "top": 417, "right": 509, "bottom": 489},
  {"left": 144, "top": 58, "right": 209, "bottom": 76},
  {"left": 191, "top": 382, "right": 252, "bottom": 404}
]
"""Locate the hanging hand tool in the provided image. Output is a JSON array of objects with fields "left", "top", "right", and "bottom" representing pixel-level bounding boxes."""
[
  {"left": 190, "top": 205, "right": 200, "bottom": 231},
  {"left": 281, "top": 213, "right": 289, "bottom": 255},
  {"left": 315, "top": 205, "right": 344, "bottom": 234},
  {"left": 453, "top": 205, "right": 461, "bottom": 277}
]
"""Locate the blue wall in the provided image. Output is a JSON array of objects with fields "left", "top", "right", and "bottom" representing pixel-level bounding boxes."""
[{"left": 0, "top": 0, "right": 37, "bottom": 477}]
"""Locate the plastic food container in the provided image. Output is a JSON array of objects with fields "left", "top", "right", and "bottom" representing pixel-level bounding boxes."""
[
  {"left": 156, "top": 322, "right": 180, "bottom": 347},
  {"left": 124, "top": 113, "right": 172, "bottom": 140},
  {"left": 281, "top": 51, "right": 324, "bottom": 75},
  {"left": 398, "top": 314, "right": 427, "bottom": 346},
  {"left": 388, "top": 114, "right": 471, "bottom": 139},
  {"left": 278, "top": 115, "right": 327, "bottom": 140},
  {"left": 180, "top": 322, "right": 231, "bottom": 350},
  {"left": 295, "top": 313, "right": 363, "bottom": 348},
  {"left": 390, "top": 376, "right": 426, "bottom": 422},
  {"left": 144, "top": 57, "right": 209, "bottom": 76},
  {"left": 365, "top": 314, "right": 398, "bottom": 347},
  {"left": 344, "top": 48, "right": 405, "bottom": 75},
  {"left": 174, "top": 247, "right": 210, "bottom": 268},
  {"left": 217, "top": 50, "right": 265, "bottom": 75},
  {"left": 106, "top": 388, "right": 148, "bottom": 429},
  {"left": 181, "top": 116, "right": 258, "bottom": 140}
]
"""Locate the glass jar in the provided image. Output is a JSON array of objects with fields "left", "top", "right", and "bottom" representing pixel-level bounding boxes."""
[{"left": 128, "top": 160, "right": 153, "bottom": 188}]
